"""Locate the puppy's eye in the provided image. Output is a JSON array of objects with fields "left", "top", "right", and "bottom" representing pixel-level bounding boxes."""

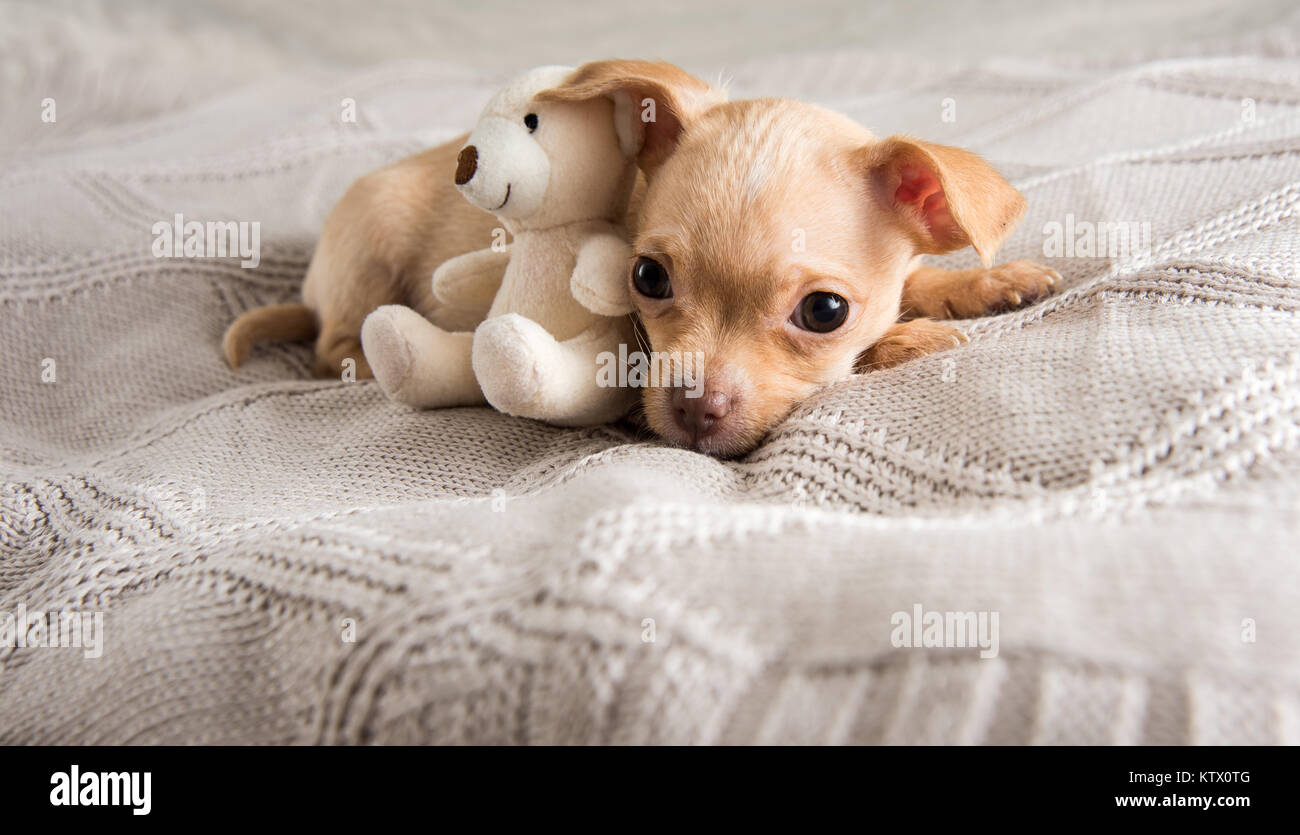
[
  {"left": 524, "top": 113, "right": 539, "bottom": 132},
  {"left": 793, "top": 292, "right": 849, "bottom": 333},
  {"left": 632, "top": 256, "right": 672, "bottom": 299}
]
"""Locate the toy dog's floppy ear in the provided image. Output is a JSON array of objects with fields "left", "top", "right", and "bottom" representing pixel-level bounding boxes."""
[
  {"left": 534, "top": 59, "right": 725, "bottom": 176},
  {"left": 857, "top": 136, "right": 1026, "bottom": 267}
]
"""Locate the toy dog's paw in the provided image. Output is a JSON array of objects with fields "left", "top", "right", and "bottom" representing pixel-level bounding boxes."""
[
  {"left": 430, "top": 261, "right": 456, "bottom": 304},
  {"left": 959, "top": 260, "right": 1059, "bottom": 317},
  {"left": 472, "top": 314, "right": 550, "bottom": 415},
  {"left": 360, "top": 305, "right": 418, "bottom": 400},
  {"left": 571, "top": 270, "right": 633, "bottom": 317},
  {"left": 570, "top": 230, "right": 635, "bottom": 316}
]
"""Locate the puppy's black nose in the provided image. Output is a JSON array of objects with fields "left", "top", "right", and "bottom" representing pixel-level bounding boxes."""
[
  {"left": 671, "top": 386, "right": 732, "bottom": 440},
  {"left": 455, "top": 145, "right": 478, "bottom": 185}
]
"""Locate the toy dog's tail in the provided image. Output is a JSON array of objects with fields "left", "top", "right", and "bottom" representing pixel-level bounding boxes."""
[{"left": 222, "top": 303, "right": 318, "bottom": 369}]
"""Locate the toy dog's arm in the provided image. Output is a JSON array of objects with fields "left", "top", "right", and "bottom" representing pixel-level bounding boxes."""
[
  {"left": 570, "top": 222, "right": 634, "bottom": 317},
  {"left": 432, "top": 246, "right": 511, "bottom": 313}
]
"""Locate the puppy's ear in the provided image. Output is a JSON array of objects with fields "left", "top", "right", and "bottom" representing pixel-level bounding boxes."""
[
  {"left": 535, "top": 59, "right": 724, "bottom": 176},
  {"left": 858, "top": 136, "right": 1026, "bottom": 266}
]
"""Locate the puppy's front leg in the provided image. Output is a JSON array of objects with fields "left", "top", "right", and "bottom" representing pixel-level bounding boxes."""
[
  {"left": 902, "top": 260, "right": 1059, "bottom": 320},
  {"left": 856, "top": 318, "right": 967, "bottom": 372}
]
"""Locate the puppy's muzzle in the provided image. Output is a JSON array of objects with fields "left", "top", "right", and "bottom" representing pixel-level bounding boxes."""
[
  {"left": 455, "top": 145, "right": 478, "bottom": 185},
  {"left": 671, "top": 386, "right": 732, "bottom": 443}
]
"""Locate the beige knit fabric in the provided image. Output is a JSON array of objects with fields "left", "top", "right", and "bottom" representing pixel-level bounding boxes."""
[{"left": 3, "top": 12, "right": 1300, "bottom": 743}]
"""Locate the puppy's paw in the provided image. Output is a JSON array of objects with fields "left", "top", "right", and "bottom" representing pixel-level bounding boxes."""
[
  {"left": 857, "top": 318, "right": 967, "bottom": 372},
  {"left": 313, "top": 336, "right": 373, "bottom": 380},
  {"left": 950, "top": 260, "right": 1059, "bottom": 318}
]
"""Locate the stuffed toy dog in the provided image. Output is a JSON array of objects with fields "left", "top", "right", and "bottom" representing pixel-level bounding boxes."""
[{"left": 360, "top": 65, "right": 639, "bottom": 426}]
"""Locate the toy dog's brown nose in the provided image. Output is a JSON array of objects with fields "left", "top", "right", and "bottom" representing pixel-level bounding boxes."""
[
  {"left": 455, "top": 145, "right": 478, "bottom": 185},
  {"left": 671, "top": 385, "right": 732, "bottom": 441}
]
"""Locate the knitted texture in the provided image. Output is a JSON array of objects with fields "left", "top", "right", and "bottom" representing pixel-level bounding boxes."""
[{"left": 3, "top": 16, "right": 1300, "bottom": 743}]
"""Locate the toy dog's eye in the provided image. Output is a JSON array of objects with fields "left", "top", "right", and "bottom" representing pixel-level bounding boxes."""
[
  {"left": 524, "top": 113, "right": 539, "bottom": 132},
  {"left": 632, "top": 256, "right": 672, "bottom": 299},
  {"left": 793, "top": 292, "right": 849, "bottom": 333}
]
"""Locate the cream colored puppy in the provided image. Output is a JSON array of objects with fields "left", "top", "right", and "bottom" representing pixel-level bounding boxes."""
[
  {"left": 224, "top": 60, "right": 1056, "bottom": 457},
  {"left": 539, "top": 62, "right": 1057, "bottom": 456},
  {"left": 359, "top": 65, "right": 639, "bottom": 425}
]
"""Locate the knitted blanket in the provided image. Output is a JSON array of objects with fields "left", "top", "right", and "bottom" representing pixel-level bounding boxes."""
[{"left": 3, "top": 9, "right": 1300, "bottom": 744}]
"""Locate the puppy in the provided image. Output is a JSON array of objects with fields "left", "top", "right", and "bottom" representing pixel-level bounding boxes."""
[{"left": 224, "top": 59, "right": 1057, "bottom": 457}]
